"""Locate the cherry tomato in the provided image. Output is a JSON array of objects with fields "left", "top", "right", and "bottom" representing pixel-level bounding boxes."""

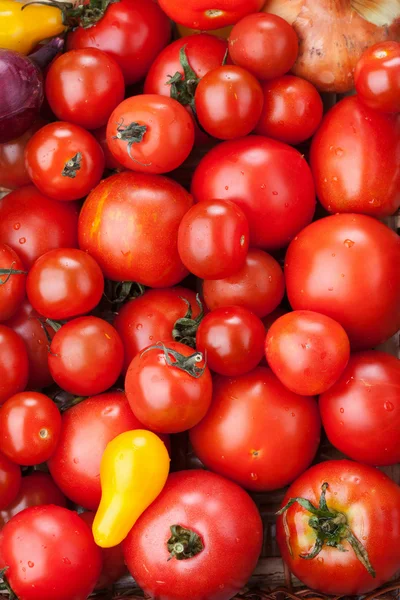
[
  {"left": 158, "top": 0, "right": 265, "bottom": 30},
  {"left": 0, "top": 505, "right": 102, "bottom": 600},
  {"left": 0, "top": 451, "right": 21, "bottom": 510},
  {"left": 48, "top": 317, "right": 124, "bottom": 396},
  {"left": 78, "top": 172, "right": 193, "bottom": 287},
  {"left": 0, "top": 392, "right": 61, "bottom": 466},
  {"left": 228, "top": 13, "right": 298, "bottom": 80},
  {"left": 0, "top": 119, "right": 46, "bottom": 190},
  {"left": 45, "top": 49, "right": 125, "bottom": 130},
  {"left": 285, "top": 214, "right": 400, "bottom": 350},
  {"left": 25, "top": 122, "right": 105, "bottom": 202},
  {"left": 125, "top": 341, "right": 212, "bottom": 434},
  {"left": 195, "top": 65, "right": 263, "bottom": 140},
  {"left": 0, "top": 325, "right": 28, "bottom": 405},
  {"left": 190, "top": 367, "right": 320, "bottom": 491},
  {"left": 178, "top": 199, "right": 249, "bottom": 279},
  {"left": 355, "top": 41, "right": 400, "bottom": 113},
  {"left": 310, "top": 96, "right": 400, "bottom": 217},
  {"left": 266, "top": 310, "right": 350, "bottom": 396},
  {"left": 0, "top": 244, "right": 26, "bottom": 321},
  {"left": 107, "top": 95, "right": 195, "bottom": 174},
  {"left": 27, "top": 248, "right": 104, "bottom": 321},
  {"left": 0, "top": 186, "right": 79, "bottom": 269},
  {"left": 67, "top": 0, "right": 171, "bottom": 85},
  {"left": 191, "top": 136, "right": 315, "bottom": 250},
  {"left": 203, "top": 249, "right": 285, "bottom": 318},
  {"left": 320, "top": 351, "right": 400, "bottom": 466},
  {"left": 255, "top": 75, "right": 323, "bottom": 145},
  {"left": 196, "top": 306, "right": 265, "bottom": 376},
  {"left": 92, "top": 125, "right": 125, "bottom": 172}
]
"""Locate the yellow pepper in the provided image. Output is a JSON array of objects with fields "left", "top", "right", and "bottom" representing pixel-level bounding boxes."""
[
  {"left": 0, "top": 0, "right": 66, "bottom": 55},
  {"left": 93, "top": 429, "right": 170, "bottom": 548}
]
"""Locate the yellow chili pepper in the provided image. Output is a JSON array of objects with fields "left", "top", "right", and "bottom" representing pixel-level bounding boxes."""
[{"left": 93, "top": 429, "right": 170, "bottom": 548}]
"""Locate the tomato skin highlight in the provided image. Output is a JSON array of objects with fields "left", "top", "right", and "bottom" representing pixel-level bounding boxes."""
[
  {"left": 0, "top": 451, "right": 21, "bottom": 510},
  {"left": 0, "top": 325, "right": 28, "bottom": 405},
  {"left": 355, "top": 41, "right": 400, "bottom": 114},
  {"left": 0, "top": 244, "right": 26, "bottom": 322}
]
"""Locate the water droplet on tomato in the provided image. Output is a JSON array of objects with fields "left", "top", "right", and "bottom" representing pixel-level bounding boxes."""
[
  {"left": 272, "top": 191, "right": 278, "bottom": 196},
  {"left": 328, "top": 287, "right": 334, "bottom": 291},
  {"left": 340, "top": 407, "right": 344, "bottom": 413},
  {"left": 13, "top": 223, "right": 20, "bottom": 230},
  {"left": 19, "top": 237, "right": 26, "bottom": 244},
  {"left": 268, "top": 275, "right": 272, "bottom": 282},
  {"left": 225, "top": 186, "right": 229, "bottom": 190},
  {"left": 250, "top": 473, "right": 258, "bottom": 481},
  {"left": 62, "top": 557, "right": 71, "bottom": 565},
  {"left": 73, "top": 458, "right": 79, "bottom": 464},
  {"left": 291, "top": 413, "right": 295, "bottom": 417},
  {"left": 344, "top": 239, "right": 355, "bottom": 248},
  {"left": 335, "top": 148, "right": 344, "bottom": 156},
  {"left": 284, "top": 202, "right": 289, "bottom": 208},
  {"left": 317, "top": 557, "right": 324, "bottom": 564},
  {"left": 384, "top": 401, "right": 394, "bottom": 412},
  {"left": 28, "top": 561, "right": 34, "bottom": 568},
  {"left": 136, "top": 324, "right": 143, "bottom": 330},
  {"left": 260, "top": 184, "right": 266, "bottom": 189}
]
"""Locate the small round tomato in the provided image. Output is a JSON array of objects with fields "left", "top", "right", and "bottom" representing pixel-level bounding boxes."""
[
  {"left": 0, "top": 451, "right": 21, "bottom": 510},
  {"left": 0, "top": 119, "right": 46, "bottom": 190},
  {"left": 178, "top": 199, "right": 249, "bottom": 279},
  {"left": 228, "top": 13, "right": 298, "bottom": 80},
  {"left": 48, "top": 317, "right": 124, "bottom": 396},
  {"left": 92, "top": 125, "right": 125, "bottom": 171},
  {"left": 158, "top": 0, "right": 265, "bottom": 30},
  {"left": 255, "top": 75, "right": 323, "bottom": 145},
  {"left": 0, "top": 325, "right": 28, "bottom": 405},
  {"left": 107, "top": 95, "right": 194, "bottom": 174},
  {"left": 27, "top": 248, "right": 104, "bottom": 321},
  {"left": 355, "top": 41, "right": 400, "bottom": 113},
  {"left": 320, "top": 351, "right": 400, "bottom": 466},
  {"left": 0, "top": 244, "right": 26, "bottom": 321},
  {"left": 203, "top": 249, "right": 285, "bottom": 318},
  {"left": 0, "top": 505, "right": 102, "bottom": 600},
  {"left": 0, "top": 186, "right": 79, "bottom": 269},
  {"left": 190, "top": 367, "right": 320, "bottom": 491},
  {"left": 125, "top": 341, "right": 212, "bottom": 434},
  {"left": 45, "top": 49, "right": 125, "bottom": 130},
  {"left": 25, "top": 122, "right": 105, "bottom": 202},
  {"left": 195, "top": 65, "right": 263, "bottom": 140},
  {"left": 266, "top": 310, "right": 350, "bottom": 396},
  {"left": 0, "top": 392, "right": 62, "bottom": 466}
]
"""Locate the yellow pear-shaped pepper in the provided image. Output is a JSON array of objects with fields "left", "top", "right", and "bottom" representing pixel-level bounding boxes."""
[{"left": 93, "top": 429, "right": 170, "bottom": 548}]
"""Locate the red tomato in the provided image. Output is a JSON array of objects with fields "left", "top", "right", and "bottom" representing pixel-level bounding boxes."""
[
  {"left": 48, "top": 317, "right": 124, "bottom": 396},
  {"left": 0, "top": 505, "right": 102, "bottom": 600},
  {"left": 92, "top": 125, "right": 125, "bottom": 172},
  {"left": 178, "top": 199, "right": 249, "bottom": 279},
  {"left": 158, "top": 0, "right": 265, "bottom": 30},
  {"left": 45, "top": 49, "right": 125, "bottom": 130},
  {"left": 124, "top": 470, "right": 263, "bottom": 600},
  {"left": 285, "top": 214, "right": 400, "bottom": 350},
  {"left": 196, "top": 306, "right": 265, "bottom": 376},
  {"left": 320, "top": 351, "right": 400, "bottom": 466},
  {"left": 203, "top": 248, "right": 285, "bottom": 318},
  {"left": 191, "top": 136, "right": 315, "bottom": 250},
  {"left": 25, "top": 122, "right": 105, "bottom": 202},
  {"left": 266, "top": 310, "right": 350, "bottom": 396},
  {"left": 0, "top": 325, "right": 28, "bottom": 405},
  {"left": 0, "top": 392, "right": 61, "bottom": 466},
  {"left": 0, "top": 119, "right": 46, "bottom": 190},
  {"left": 276, "top": 460, "right": 400, "bottom": 595},
  {"left": 107, "top": 95, "right": 195, "bottom": 174},
  {"left": 27, "top": 248, "right": 104, "bottom": 321},
  {"left": 190, "top": 367, "right": 320, "bottom": 491},
  {"left": 228, "top": 13, "right": 298, "bottom": 80},
  {"left": 262, "top": 306, "right": 289, "bottom": 332},
  {"left": 67, "top": 0, "right": 171, "bottom": 85},
  {"left": 310, "top": 96, "right": 400, "bottom": 217},
  {"left": 195, "top": 65, "right": 264, "bottom": 140},
  {"left": 125, "top": 341, "right": 212, "bottom": 434},
  {"left": 355, "top": 42, "right": 400, "bottom": 113},
  {"left": 0, "top": 186, "right": 79, "bottom": 269},
  {"left": 48, "top": 391, "right": 169, "bottom": 510},
  {"left": 255, "top": 75, "right": 323, "bottom": 145},
  {"left": 0, "top": 451, "right": 21, "bottom": 510},
  {"left": 113, "top": 287, "right": 202, "bottom": 372},
  {"left": 0, "top": 244, "right": 26, "bottom": 321},
  {"left": 78, "top": 172, "right": 193, "bottom": 287}
]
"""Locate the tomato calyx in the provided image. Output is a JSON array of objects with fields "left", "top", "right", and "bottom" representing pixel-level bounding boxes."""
[
  {"left": 66, "top": 0, "right": 119, "bottom": 29},
  {"left": 144, "top": 343, "right": 206, "bottom": 379},
  {"left": 104, "top": 280, "right": 146, "bottom": 307},
  {"left": 112, "top": 119, "right": 151, "bottom": 167},
  {"left": 172, "top": 294, "right": 204, "bottom": 349},
  {"left": 167, "top": 46, "right": 200, "bottom": 114},
  {"left": 277, "top": 483, "right": 376, "bottom": 578},
  {"left": 0, "top": 263, "right": 27, "bottom": 285},
  {"left": 0, "top": 567, "right": 17, "bottom": 600},
  {"left": 167, "top": 525, "right": 204, "bottom": 561},
  {"left": 62, "top": 152, "right": 82, "bottom": 179}
]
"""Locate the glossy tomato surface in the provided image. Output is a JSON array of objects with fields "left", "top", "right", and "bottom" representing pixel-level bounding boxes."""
[
  {"left": 0, "top": 451, "right": 21, "bottom": 510},
  {"left": 355, "top": 41, "right": 400, "bottom": 113},
  {"left": 158, "top": 0, "right": 264, "bottom": 30},
  {"left": 0, "top": 325, "right": 28, "bottom": 405},
  {"left": 0, "top": 244, "right": 26, "bottom": 321},
  {"left": 0, "top": 120, "right": 45, "bottom": 190}
]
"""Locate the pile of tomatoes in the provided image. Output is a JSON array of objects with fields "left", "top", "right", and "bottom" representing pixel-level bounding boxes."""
[{"left": 0, "top": 1, "right": 400, "bottom": 599}]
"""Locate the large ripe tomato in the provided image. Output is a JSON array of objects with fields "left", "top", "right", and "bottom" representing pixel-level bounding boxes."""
[
  {"left": 0, "top": 186, "right": 79, "bottom": 269},
  {"left": 158, "top": 0, "right": 265, "bottom": 30},
  {"left": 0, "top": 119, "right": 45, "bottom": 190},
  {"left": 48, "top": 391, "right": 169, "bottom": 510},
  {"left": 45, "top": 49, "right": 125, "bottom": 130},
  {"left": 0, "top": 244, "right": 26, "bottom": 321},
  {"left": 78, "top": 172, "right": 193, "bottom": 287},
  {"left": 190, "top": 367, "right": 320, "bottom": 491},
  {"left": 203, "top": 248, "right": 285, "bottom": 318},
  {"left": 320, "top": 351, "right": 400, "bottom": 466},
  {"left": 0, "top": 325, "right": 28, "bottom": 405},
  {"left": 0, "top": 451, "right": 21, "bottom": 510},
  {"left": 125, "top": 341, "right": 212, "bottom": 434},
  {"left": 276, "top": 460, "right": 400, "bottom": 595},
  {"left": 355, "top": 41, "right": 400, "bottom": 113},
  {"left": 27, "top": 248, "right": 104, "bottom": 321},
  {"left": 285, "top": 214, "right": 400, "bottom": 350},
  {"left": 0, "top": 505, "right": 102, "bottom": 600},
  {"left": 310, "top": 96, "right": 400, "bottom": 217},
  {"left": 67, "top": 0, "right": 171, "bottom": 85},
  {"left": 124, "top": 470, "right": 263, "bottom": 600},
  {"left": 191, "top": 136, "right": 315, "bottom": 250},
  {"left": 48, "top": 316, "right": 124, "bottom": 396},
  {"left": 113, "top": 287, "right": 202, "bottom": 372}
]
